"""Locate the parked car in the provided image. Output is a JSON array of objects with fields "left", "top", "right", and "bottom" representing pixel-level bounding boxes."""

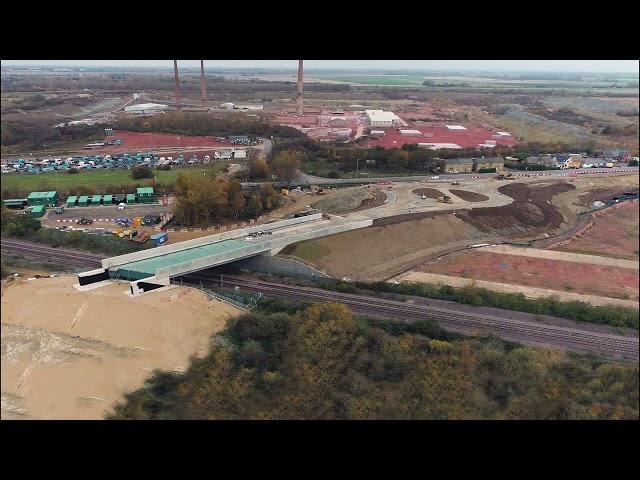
[
  {"left": 54, "top": 207, "right": 64, "bottom": 214},
  {"left": 117, "top": 203, "right": 126, "bottom": 210}
]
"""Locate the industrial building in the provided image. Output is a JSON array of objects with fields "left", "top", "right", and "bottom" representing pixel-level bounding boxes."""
[
  {"left": 136, "top": 187, "right": 155, "bottom": 203},
  {"left": 30, "top": 205, "right": 46, "bottom": 218},
  {"left": 124, "top": 103, "right": 169, "bottom": 114},
  {"left": 419, "top": 143, "right": 462, "bottom": 150},
  {"left": 365, "top": 110, "right": 401, "bottom": 128}
]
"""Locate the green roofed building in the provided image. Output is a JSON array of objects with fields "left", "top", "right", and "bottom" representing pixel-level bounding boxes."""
[
  {"left": 78, "top": 196, "right": 89, "bottom": 207},
  {"left": 91, "top": 195, "right": 101, "bottom": 206},
  {"left": 66, "top": 196, "right": 78, "bottom": 207},
  {"left": 126, "top": 193, "right": 136, "bottom": 204},
  {"left": 27, "top": 191, "right": 58, "bottom": 207},
  {"left": 103, "top": 195, "right": 113, "bottom": 205},
  {"left": 30, "top": 205, "right": 46, "bottom": 218},
  {"left": 136, "top": 187, "right": 155, "bottom": 203}
]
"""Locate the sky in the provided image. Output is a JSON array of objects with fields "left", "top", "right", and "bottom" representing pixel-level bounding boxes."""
[{"left": 3, "top": 60, "right": 639, "bottom": 73}]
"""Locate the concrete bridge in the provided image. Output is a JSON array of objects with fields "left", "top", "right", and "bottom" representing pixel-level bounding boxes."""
[{"left": 78, "top": 213, "right": 371, "bottom": 295}]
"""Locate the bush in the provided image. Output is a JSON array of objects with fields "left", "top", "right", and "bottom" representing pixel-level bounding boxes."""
[
  {"left": 67, "top": 168, "right": 80, "bottom": 174},
  {"left": 132, "top": 165, "right": 153, "bottom": 179},
  {"left": 327, "top": 171, "right": 340, "bottom": 179},
  {"left": 628, "top": 159, "right": 639, "bottom": 167},
  {"left": 478, "top": 168, "right": 497, "bottom": 173}
]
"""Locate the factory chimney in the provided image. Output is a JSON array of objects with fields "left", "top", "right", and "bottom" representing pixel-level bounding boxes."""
[
  {"left": 200, "top": 60, "right": 207, "bottom": 103},
  {"left": 296, "top": 60, "right": 304, "bottom": 115},
  {"left": 173, "top": 60, "right": 181, "bottom": 111}
]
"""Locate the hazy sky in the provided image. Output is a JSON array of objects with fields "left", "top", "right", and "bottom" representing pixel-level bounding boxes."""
[{"left": 3, "top": 60, "right": 639, "bottom": 73}]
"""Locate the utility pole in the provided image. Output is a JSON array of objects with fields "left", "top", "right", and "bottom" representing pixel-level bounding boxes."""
[{"left": 356, "top": 157, "right": 359, "bottom": 179}]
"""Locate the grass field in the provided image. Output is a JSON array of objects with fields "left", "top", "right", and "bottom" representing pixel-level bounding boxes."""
[{"left": 1, "top": 163, "right": 233, "bottom": 194}]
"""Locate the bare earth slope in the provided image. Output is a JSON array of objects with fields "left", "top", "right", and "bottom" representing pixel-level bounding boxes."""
[{"left": 1, "top": 275, "right": 240, "bottom": 420}]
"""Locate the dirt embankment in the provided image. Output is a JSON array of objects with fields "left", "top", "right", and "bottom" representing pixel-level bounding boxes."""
[
  {"left": 285, "top": 213, "right": 482, "bottom": 280},
  {"left": 457, "top": 182, "right": 575, "bottom": 238},
  {"left": 312, "top": 187, "right": 385, "bottom": 214},
  {"left": 411, "top": 188, "right": 445, "bottom": 199},
  {"left": 1, "top": 275, "right": 240, "bottom": 420},
  {"left": 576, "top": 187, "right": 640, "bottom": 208},
  {"left": 449, "top": 189, "right": 489, "bottom": 202}
]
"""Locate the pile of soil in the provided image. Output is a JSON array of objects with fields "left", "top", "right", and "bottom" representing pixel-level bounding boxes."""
[
  {"left": 313, "top": 188, "right": 382, "bottom": 214},
  {"left": 458, "top": 182, "right": 575, "bottom": 237},
  {"left": 373, "top": 210, "right": 454, "bottom": 227},
  {"left": 449, "top": 189, "right": 489, "bottom": 202},
  {"left": 412, "top": 188, "right": 444, "bottom": 199},
  {"left": 576, "top": 187, "right": 640, "bottom": 208}
]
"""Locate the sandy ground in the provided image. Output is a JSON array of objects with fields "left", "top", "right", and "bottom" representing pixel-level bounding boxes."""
[
  {"left": 396, "top": 271, "right": 639, "bottom": 309},
  {"left": 1, "top": 275, "right": 240, "bottom": 420}
]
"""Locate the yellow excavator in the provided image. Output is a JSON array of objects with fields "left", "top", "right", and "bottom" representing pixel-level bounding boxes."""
[{"left": 438, "top": 195, "right": 453, "bottom": 204}]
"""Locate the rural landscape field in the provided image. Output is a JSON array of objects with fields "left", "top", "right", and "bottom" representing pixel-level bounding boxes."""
[{"left": 1, "top": 59, "right": 638, "bottom": 422}]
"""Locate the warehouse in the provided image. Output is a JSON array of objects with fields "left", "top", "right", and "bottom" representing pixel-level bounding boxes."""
[
  {"left": 27, "top": 191, "right": 58, "bottom": 207},
  {"left": 365, "top": 110, "right": 401, "bottom": 128},
  {"left": 473, "top": 157, "right": 504, "bottom": 172},
  {"left": 3, "top": 198, "right": 28, "bottom": 210},
  {"left": 124, "top": 103, "right": 169, "bottom": 114},
  {"left": 30, "top": 205, "right": 46, "bottom": 218}
]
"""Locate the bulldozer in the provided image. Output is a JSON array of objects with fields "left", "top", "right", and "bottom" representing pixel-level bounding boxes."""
[{"left": 438, "top": 195, "right": 453, "bottom": 204}]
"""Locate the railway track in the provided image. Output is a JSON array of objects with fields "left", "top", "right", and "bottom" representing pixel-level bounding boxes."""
[
  {"left": 1, "top": 239, "right": 104, "bottom": 268},
  {"left": 2, "top": 239, "right": 637, "bottom": 360},
  {"left": 181, "top": 273, "right": 639, "bottom": 361}
]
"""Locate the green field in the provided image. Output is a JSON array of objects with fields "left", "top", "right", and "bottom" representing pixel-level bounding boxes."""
[
  {"left": 1, "top": 163, "right": 233, "bottom": 195},
  {"left": 320, "top": 75, "right": 427, "bottom": 86}
]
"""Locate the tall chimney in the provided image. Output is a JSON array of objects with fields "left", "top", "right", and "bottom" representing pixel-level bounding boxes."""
[
  {"left": 200, "top": 60, "right": 207, "bottom": 103},
  {"left": 174, "top": 60, "right": 181, "bottom": 111},
  {"left": 296, "top": 59, "right": 304, "bottom": 115}
]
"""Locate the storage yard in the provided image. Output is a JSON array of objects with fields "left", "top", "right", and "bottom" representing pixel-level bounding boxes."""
[{"left": 1, "top": 274, "right": 240, "bottom": 420}]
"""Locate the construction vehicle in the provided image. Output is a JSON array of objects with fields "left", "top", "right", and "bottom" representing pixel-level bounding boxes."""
[
  {"left": 54, "top": 207, "right": 65, "bottom": 214},
  {"left": 312, "top": 186, "right": 326, "bottom": 195},
  {"left": 495, "top": 172, "right": 515, "bottom": 180},
  {"left": 451, "top": 181, "right": 461, "bottom": 186},
  {"left": 438, "top": 195, "right": 453, "bottom": 204},
  {"left": 132, "top": 216, "right": 143, "bottom": 228},
  {"left": 78, "top": 216, "right": 93, "bottom": 225},
  {"left": 281, "top": 189, "right": 290, "bottom": 196},
  {"left": 132, "top": 230, "right": 151, "bottom": 243}
]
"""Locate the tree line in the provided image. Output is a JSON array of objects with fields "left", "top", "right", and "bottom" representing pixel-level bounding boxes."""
[
  {"left": 171, "top": 174, "right": 281, "bottom": 227},
  {"left": 108, "top": 302, "right": 639, "bottom": 420}
]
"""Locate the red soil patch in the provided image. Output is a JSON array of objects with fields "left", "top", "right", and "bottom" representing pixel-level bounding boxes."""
[
  {"left": 553, "top": 200, "right": 640, "bottom": 260},
  {"left": 104, "top": 131, "right": 227, "bottom": 150},
  {"left": 449, "top": 189, "right": 489, "bottom": 202},
  {"left": 412, "top": 188, "right": 445, "bottom": 199},
  {"left": 458, "top": 182, "right": 575, "bottom": 237},
  {"left": 363, "top": 125, "right": 517, "bottom": 150},
  {"left": 418, "top": 251, "right": 639, "bottom": 300}
]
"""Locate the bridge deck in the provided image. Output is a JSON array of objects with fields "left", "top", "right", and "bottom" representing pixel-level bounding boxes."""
[{"left": 113, "top": 239, "right": 253, "bottom": 280}]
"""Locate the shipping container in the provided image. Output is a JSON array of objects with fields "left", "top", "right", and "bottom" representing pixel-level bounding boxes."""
[{"left": 149, "top": 232, "right": 168, "bottom": 246}]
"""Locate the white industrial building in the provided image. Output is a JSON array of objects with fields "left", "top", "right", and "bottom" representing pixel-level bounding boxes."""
[
  {"left": 124, "top": 103, "right": 169, "bottom": 114},
  {"left": 445, "top": 125, "right": 467, "bottom": 131},
  {"left": 418, "top": 143, "right": 462, "bottom": 150},
  {"left": 365, "top": 110, "right": 401, "bottom": 128}
]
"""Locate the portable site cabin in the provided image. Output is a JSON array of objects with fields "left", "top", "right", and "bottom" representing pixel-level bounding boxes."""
[
  {"left": 66, "top": 196, "right": 78, "bottom": 207},
  {"left": 78, "top": 196, "right": 89, "bottom": 207},
  {"left": 103, "top": 194, "right": 113, "bottom": 205},
  {"left": 3, "top": 198, "right": 28, "bottom": 210},
  {"left": 27, "top": 191, "right": 58, "bottom": 207},
  {"left": 91, "top": 195, "right": 101, "bottom": 206},
  {"left": 149, "top": 232, "right": 168, "bottom": 247},
  {"left": 126, "top": 193, "right": 136, "bottom": 204},
  {"left": 30, "top": 205, "right": 46, "bottom": 218},
  {"left": 136, "top": 187, "right": 154, "bottom": 203},
  {"left": 114, "top": 194, "right": 126, "bottom": 204}
]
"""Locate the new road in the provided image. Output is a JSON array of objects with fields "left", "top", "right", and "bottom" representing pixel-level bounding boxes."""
[{"left": 2, "top": 239, "right": 637, "bottom": 361}]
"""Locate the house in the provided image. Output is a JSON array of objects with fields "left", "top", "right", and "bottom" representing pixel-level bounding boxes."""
[
  {"left": 525, "top": 154, "right": 558, "bottom": 168},
  {"left": 602, "top": 149, "right": 631, "bottom": 161},
  {"left": 559, "top": 154, "right": 583, "bottom": 169},
  {"left": 437, "top": 158, "right": 474, "bottom": 173},
  {"left": 473, "top": 157, "right": 504, "bottom": 172}
]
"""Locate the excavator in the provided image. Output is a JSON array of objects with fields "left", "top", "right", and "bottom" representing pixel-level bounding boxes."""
[{"left": 438, "top": 195, "right": 453, "bottom": 204}]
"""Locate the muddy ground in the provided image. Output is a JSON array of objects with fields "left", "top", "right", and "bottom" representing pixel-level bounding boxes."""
[
  {"left": 449, "top": 189, "right": 489, "bottom": 202},
  {"left": 411, "top": 188, "right": 445, "bottom": 199}
]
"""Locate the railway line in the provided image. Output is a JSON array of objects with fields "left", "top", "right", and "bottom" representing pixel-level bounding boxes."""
[
  {"left": 2, "top": 239, "right": 638, "bottom": 361},
  {"left": 180, "top": 273, "right": 639, "bottom": 361}
]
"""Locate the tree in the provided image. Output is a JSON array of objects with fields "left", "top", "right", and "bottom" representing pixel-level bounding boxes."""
[
  {"left": 131, "top": 165, "right": 153, "bottom": 179},
  {"left": 248, "top": 157, "right": 270, "bottom": 179},
  {"left": 272, "top": 150, "right": 302, "bottom": 187},
  {"left": 230, "top": 191, "right": 246, "bottom": 220},
  {"left": 389, "top": 150, "right": 409, "bottom": 170}
]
